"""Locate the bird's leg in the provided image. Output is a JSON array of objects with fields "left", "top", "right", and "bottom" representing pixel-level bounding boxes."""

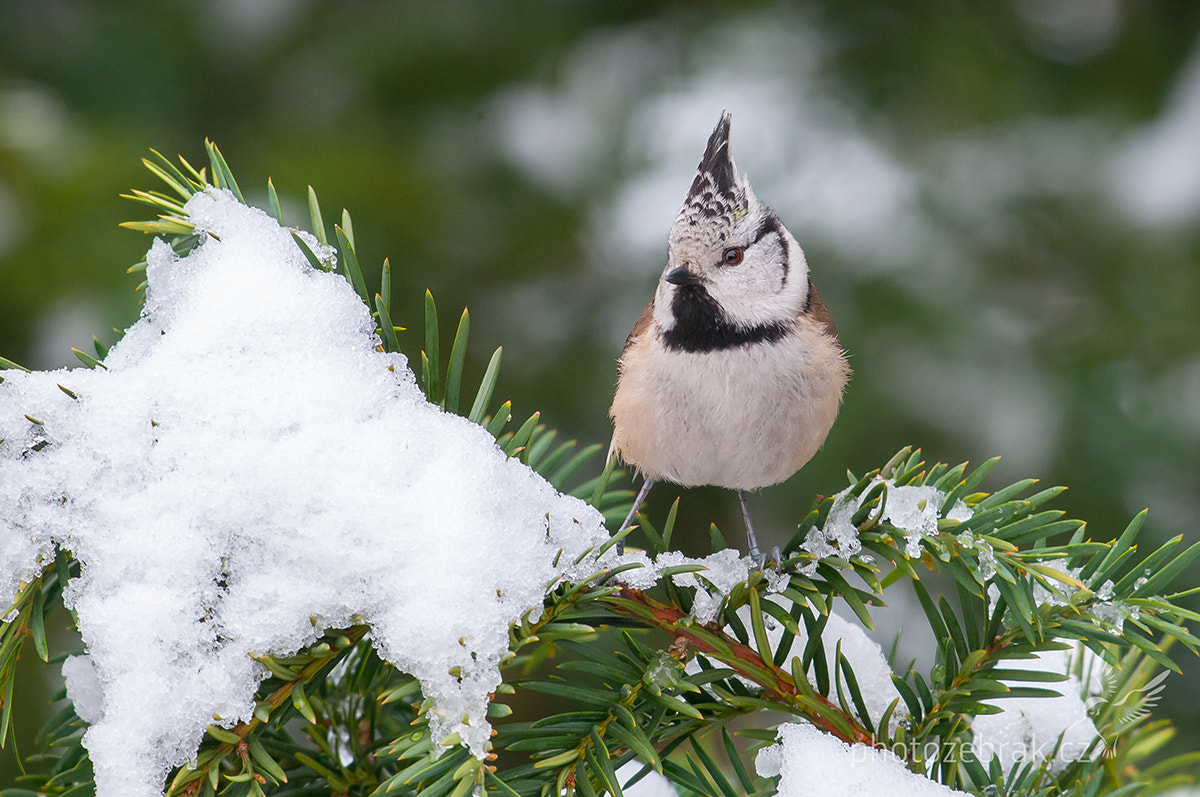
[
  {"left": 615, "top": 478, "right": 654, "bottom": 555},
  {"left": 737, "top": 489, "right": 763, "bottom": 566}
]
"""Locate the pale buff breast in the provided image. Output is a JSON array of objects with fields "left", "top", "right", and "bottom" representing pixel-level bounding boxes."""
[{"left": 610, "top": 317, "right": 848, "bottom": 490}]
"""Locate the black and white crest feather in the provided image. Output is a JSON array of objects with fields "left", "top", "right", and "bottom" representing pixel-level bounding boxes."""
[{"left": 683, "top": 113, "right": 738, "bottom": 220}]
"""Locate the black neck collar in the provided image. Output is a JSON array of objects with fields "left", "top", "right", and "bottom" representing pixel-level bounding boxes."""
[{"left": 662, "top": 285, "right": 792, "bottom": 353}]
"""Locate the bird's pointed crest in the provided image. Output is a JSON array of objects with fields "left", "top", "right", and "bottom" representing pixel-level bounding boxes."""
[
  {"left": 687, "top": 112, "right": 737, "bottom": 204},
  {"left": 674, "top": 113, "right": 746, "bottom": 238}
]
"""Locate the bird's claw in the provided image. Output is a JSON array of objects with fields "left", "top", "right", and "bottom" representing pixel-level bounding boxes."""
[{"left": 750, "top": 545, "right": 784, "bottom": 574}]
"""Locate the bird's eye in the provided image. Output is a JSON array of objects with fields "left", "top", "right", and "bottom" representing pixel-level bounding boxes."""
[{"left": 722, "top": 247, "right": 744, "bottom": 266}]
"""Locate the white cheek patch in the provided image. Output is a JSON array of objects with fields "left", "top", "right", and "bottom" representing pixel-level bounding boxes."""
[
  {"left": 652, "top": 280, "right": 678, "bottom": 331},
  {"left": 706, "top": 231, "right": 809, "bottom": 329}
]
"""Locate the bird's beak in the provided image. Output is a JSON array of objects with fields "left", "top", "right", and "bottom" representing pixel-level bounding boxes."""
[{"left": 665, "top": 267, "right": 703, "bottom": 287}]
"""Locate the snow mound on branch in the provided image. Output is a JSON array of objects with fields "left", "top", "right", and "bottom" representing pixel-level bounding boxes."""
[
  {"left": 757, "top": 722, "right": 969, "bottom": 797},
  {"left": 0, "top": 189, "right": 612, "bottom": 797}
]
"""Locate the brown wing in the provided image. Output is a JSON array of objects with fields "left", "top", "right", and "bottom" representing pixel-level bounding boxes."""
[
  {"left": 622, "top": 298, "right": 656, "bottom": 355},
  {"left": 804, "top": 277, "right": 839, "bottom": 340}
]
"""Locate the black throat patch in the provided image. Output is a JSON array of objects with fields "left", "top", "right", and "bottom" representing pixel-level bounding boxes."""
[{"left": 662, "top": 285, "right": 792, "bottom": 353}]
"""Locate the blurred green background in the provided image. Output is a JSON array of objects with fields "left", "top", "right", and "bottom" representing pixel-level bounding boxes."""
[{"left": 3, "top": 0, "right": 1200, "bottom": 785}]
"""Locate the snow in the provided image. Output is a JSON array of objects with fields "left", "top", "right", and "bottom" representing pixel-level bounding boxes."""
[
  {"left": 757, "top": 722, "right": 968, "bottom": 797},
  {"left": 800, "top": 477, "right": 973, "bottom": 569},
  {"left": 817, "top": 612, "right": 904, "bottom": 728},
  {"left": 1030, "top": 559, "right": 1082, "bottom": 608},
  {"left": 1020, "top": 558, "right": 1134, "bottom": 632},
  {"left": 955, "top": 529, "right": 996, "bottom": 580},
  {"left": 970, "top": 645, "right": 1103, "bottom": 774},
  {"left": 0, "top": 189, "right": 616, "bottom": 797},
  {"left": 61, "top": 654, "right": 104, "bottom": 725},
  {"left": 883, "top": 484, "right": 945, "bottom": 558},
  {"left": 655, "top": 548, "right": 785, "bottom": 624},
  {"left": 800, "top": 485, "right": 865, "bottom": 565},
  {"left": 617, "top": 760, "right": 679, "bottom": 797}
]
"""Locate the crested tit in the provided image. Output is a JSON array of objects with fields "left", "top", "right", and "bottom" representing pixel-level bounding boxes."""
[{"left": 609, "top": 112, "right": 850, "bottom": 562}]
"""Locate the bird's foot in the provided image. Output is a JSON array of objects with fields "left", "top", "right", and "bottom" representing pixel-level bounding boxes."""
[{"left": 749, "top": 545, "right": 783, "bottom": 574}]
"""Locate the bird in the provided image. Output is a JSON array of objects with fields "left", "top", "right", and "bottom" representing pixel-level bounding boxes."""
[{"left": 608, "top": 112, "right": 850, "bottom": 564}]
